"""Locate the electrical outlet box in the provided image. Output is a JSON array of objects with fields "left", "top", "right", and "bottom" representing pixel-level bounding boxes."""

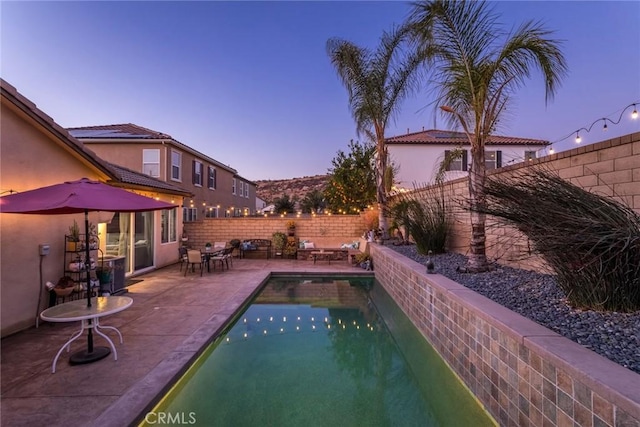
[{"left": 39, "top": 244, "right": 50, "bottom": 256}]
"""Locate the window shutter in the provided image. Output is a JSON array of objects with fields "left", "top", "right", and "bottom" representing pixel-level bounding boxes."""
[
  {"left": 192, "top": 160, "right": 196, "bottom": 184},
  {"left": 496, "top": 151, "right": 502, "bottom": 168},
  {"left": 213, "top": 168, "right": 217, "bottom": 189},
  {"left": 462, "top": 150, "right": 468, "bottom": 171}
]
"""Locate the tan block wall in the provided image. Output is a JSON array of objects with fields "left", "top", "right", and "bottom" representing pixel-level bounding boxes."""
[
  {"left": 371, "top": 244, "right": 640, "bottom": 427},
  {"left": 183, "top": 214, "right": 367, "bottom": 249},
  {"left": 415, "top": 133, "right": 640, "bottom": 270}
]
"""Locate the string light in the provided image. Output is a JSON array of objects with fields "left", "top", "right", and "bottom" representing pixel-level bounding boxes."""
[
  {"left": 568, "top": 102, "right": 638, "bottom": 145},
  {"left": 575, "top": 132, "right": 582, "bottom": 144}
]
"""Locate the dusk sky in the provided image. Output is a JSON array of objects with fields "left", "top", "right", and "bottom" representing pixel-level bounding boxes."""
[{"left": 2, "top": 1, "right": 639, "bottom": 181}]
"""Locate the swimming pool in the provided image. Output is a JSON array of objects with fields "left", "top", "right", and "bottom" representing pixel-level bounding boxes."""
[{"left": 142, "top": 275, "right": 495, "bottom": 426}]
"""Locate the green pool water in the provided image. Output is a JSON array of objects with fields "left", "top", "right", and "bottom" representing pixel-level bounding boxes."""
[{"left": 142, "top": 276, "right": 495, "bottom": 427}]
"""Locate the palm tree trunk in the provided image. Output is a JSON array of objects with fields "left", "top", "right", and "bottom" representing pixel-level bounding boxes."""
[
  {"left": 376, "top": 140, "right": 389, "bottom": 239},
  {"left": 467, "top": 145, "right": 489, "bottom": 271}
]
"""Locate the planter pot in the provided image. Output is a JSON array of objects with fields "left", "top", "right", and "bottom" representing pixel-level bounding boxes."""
[
  {"left": 66, "top": 241, "right": 78, "bottom": 252},
  {"left": 53, "top": 287, "right": 74, "bottom": 297}
]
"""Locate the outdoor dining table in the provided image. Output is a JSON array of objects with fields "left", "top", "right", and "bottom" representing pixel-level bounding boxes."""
[{"left": 40, "top": 296, "right": 133, "bottom": 373}]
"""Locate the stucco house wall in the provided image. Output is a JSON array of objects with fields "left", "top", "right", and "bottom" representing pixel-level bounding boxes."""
[
  {"left": 0, "top": 93, "right": 114, "bottom": 336},
  {"left": 385, "top": 129, "right": 548, "bottom": 188},
  {"left": 70, "top": 127, "right": 257, "bottom": 217},
  {"left": 389, "top": 143, "right": 546, "bottom": 187}
]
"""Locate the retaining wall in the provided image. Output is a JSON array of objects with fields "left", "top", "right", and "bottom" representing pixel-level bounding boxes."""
[{"left": 371, "top": 243, "right": 640, "bottom": 427}]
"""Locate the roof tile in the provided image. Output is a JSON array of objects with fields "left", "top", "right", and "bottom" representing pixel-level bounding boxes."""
[{"left": 385, "top": 129, "right": 548, "bottom": 146}]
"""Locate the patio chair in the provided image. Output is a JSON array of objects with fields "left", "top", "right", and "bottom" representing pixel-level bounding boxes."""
[
  {"left": 178, "top": 247, "right": 188, "bottom": 272},
  {"left": 185, "top": 249, "right": 204, "bottom": 276},
  {"left": 211, "top": 247, "right": 234, "bottom": 271}
]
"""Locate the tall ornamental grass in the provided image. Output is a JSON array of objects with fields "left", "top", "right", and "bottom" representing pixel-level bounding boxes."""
[
  {"left": 387, "top": 186, "right": 449, "bottom": 254},
  {"left": 477, "top": 167, "right": 640, "bottom": 312}
]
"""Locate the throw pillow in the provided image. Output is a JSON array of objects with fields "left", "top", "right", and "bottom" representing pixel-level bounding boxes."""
[{"left": 304, "top": 242, "right": 315, "bottom": 249}]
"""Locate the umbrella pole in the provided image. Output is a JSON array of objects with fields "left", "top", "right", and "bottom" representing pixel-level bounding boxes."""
[
  {"left": 85, "top": 210, "right": 94, "bottom": 352},
  {"left": 86, "top": 210, "right": 92, "bottom": 309},
  {"left": 69, "top": 209, "right": 110, "bottom": 364}
]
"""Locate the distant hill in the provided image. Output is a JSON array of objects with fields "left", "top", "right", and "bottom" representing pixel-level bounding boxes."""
[{"left": 255, "top": 174, "right": 329, "bottom": 204}]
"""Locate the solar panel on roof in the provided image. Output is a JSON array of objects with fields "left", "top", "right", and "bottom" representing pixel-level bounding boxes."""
[
  {"left": 433, "top": 131, "right": 462, "bottom": 138},
  {"left": 69, "top": 129, "right": 150, "bottom": 138}
]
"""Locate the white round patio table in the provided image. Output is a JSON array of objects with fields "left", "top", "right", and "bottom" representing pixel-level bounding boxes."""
[{"left": 40, "top": 296, "right": 133, "bottom": 373}]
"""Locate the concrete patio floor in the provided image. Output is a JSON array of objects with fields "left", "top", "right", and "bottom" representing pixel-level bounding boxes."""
[{"left": 1, "top": 257, "right": 366, "bottom": 427}]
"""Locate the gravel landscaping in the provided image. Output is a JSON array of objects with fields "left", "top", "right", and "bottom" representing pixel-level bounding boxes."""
[{"left": 388, "top": 245, "right": 640, "bottom": 375}]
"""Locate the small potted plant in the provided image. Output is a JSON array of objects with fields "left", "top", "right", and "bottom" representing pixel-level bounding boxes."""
[
  {"left": 67, "top": 220, "right": 80, "bottom": 251},
  {"left": 286, "top": 220, "right": 296, "bottom": 236},
  {"left": 205, "top": 242, "right": 212, "bottom": 252},
  {"left": 272, "top": 232, "right": 286, "bottom": 256}
]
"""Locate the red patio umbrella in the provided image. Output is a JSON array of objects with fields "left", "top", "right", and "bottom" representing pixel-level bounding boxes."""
[{"left": 0, "top": 178, "right": 177, "bottom": 363}]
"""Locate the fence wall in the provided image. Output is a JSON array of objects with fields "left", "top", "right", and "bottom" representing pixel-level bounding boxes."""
[
  {"left": 183, "top": 214, "right": 367, "bottom": 249},
  {"left": 427, "top": 132, "right": 640, "bottom": 270}
]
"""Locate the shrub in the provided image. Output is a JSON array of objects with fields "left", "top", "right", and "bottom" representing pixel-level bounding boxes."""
[
  {"left": 387, "top": 186, "right": 449, "bottom": 254},
  {"left": 478, "top": 167, "right": 640, "bottom": 312}
]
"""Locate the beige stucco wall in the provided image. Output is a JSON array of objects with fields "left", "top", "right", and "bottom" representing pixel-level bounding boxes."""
[
  {"left": 388, "top": 142, "right": 547, "bottom": 189},
  {"left": 0, "top": 104, "right": 112, "bottom": 336},
  {"left": 85, "top": 141, "right": 256, "bottom": 216}
]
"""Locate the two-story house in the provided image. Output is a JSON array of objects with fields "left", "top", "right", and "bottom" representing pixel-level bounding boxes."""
[
  {"left": 385, "top": 129, "right": 549, "bottom": 188},
  {"left": 67, "top": 124, "right": 257, "bottom": 221}
]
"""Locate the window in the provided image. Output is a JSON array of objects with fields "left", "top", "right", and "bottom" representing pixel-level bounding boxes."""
[
  {"left": 171, "top": 151, "right": 182, "bottom": 181},
  {"left": 444, "top": 149, "right": 468, "bottom": 171},
  {"left": 244, "top": 182, "right": 249, "bottom": 198},
  {"left": 205, "top": 206, "right": 219, "bottom": 218},
  {"left": 524, "top": 151, "right": 537, "bottom": 162},
  {"left": 183, "top": 207, "right": 197, "bottom": 222},
  {"left": 208, "top": 166, "right": 216, "bottom": 189},
  {"left": 485, "top": 151, "right": 502, "bottom": 170},
  {"left": 192, "top": 161, "right": 203, "bottom": 186},
  {"left": 232, "top": 178, "right": 237, "bottom": 195},
  {"left": 161, "top": 208, "right": 177, "bottom": 243},
  {"left": 143, "top": 149, "right": 160, "bottom": 177}
]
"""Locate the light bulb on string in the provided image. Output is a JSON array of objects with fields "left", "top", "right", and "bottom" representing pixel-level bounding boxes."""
[
  {"left": 632, "top": 104, "right": 638, "bottom": 119},
  {"left": 602, "top": 119, "right": 608, "bottom": 131},
  {"left": 549, "top": 146, "right": 555, "bottom": 154},
  {"left": 575, "top": 132, "right": 582, "bottom": 144}
]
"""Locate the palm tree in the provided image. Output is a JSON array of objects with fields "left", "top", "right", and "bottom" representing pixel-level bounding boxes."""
[
  {"left": 408, "top": 0, "right": 567, "bottom": 271},
  {"left": 327, "top": 26, "right": 424, "bottom": 239}
]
